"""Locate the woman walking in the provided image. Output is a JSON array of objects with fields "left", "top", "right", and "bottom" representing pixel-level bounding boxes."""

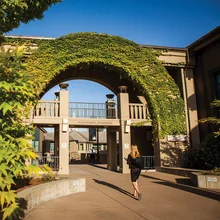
[{"left": 127, "top": 144, "right": 142, "bottom": 200}]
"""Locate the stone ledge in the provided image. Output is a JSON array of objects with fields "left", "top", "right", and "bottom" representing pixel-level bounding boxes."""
[
  {"left": 191, "top": 172, "right": 220, "bottom": 189},
  {"left": 156, "top": 166, "right": 204, "bottom": 177},
  {"left": 17, "top": 178, "right": 86, "bottom": 214}
]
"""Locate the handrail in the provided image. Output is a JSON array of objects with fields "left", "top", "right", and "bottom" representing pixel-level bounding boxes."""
[
  {"left": 69, "top": 102, "right": 117, "bottom": 119},
  {"left": 34, "top": 100, "right": 60, "bottom": 117},
  {"left": 32, "top": 101, "right": 150, "bottom": 121},
  {"left": 32, "top": 156, "right": 59, "bottom": 171},
  {"left": 129, "top": 103, "right": 149, "bottom": 120},
  {"left": 142, "top": 156, "right": 155, "bottom": 169}
]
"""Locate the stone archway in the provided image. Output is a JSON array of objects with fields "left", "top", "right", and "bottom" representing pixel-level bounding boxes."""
[
  {"left": 26, "top": 32, "right": 186, "bottom": 139},
  {"left": 14, "top": 32, "right": 187, "bottom": 173}
]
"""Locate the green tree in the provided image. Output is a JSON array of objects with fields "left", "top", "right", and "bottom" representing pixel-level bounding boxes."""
[
  {"left": 0, "top": 1, "right": 61, "bottom": 218},
  {"left": 0, "top": 46, "right": 37, "bottom": 219},
  {"left": 184, "top": 100, "right": 220, "bottom": 169},
  {"left": 0, "top": 0, "right": 61, "bottom": 34},
  {"left": 199, "top": 100, "right": 220, "bottom": 130}
]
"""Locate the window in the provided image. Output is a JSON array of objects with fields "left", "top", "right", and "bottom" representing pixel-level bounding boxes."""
[
  {"left": 50, "top": 142, "right": 54, "bottom": 152},
  {"left": 32, "top": 140, "right": 39, "bottom": 152},
  {"left": 215, "top": 73, "right": 220, "bottom": 100}
]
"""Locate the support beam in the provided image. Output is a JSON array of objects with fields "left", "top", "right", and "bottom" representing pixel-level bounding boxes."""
[
  {"left": 117, "top": 92, "right": 131, "bottom": 174},
  {"left": 107, "top": 128, "right": 117, "bottom": 171},
  {"left": 183, "top": 68, "right": 200, "bottom": 148}
]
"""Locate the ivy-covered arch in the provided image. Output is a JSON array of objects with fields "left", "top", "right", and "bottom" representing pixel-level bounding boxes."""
[{"left": 25, "top": 32, "right": 186, "bottom": 137}]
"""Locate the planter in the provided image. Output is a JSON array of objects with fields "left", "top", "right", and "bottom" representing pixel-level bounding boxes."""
[
  {"left": 17, "top": 178, "right": 86, "bottom": 215},
  {"left": 191, "top": 172, "right": 220, "bottom": 189}
]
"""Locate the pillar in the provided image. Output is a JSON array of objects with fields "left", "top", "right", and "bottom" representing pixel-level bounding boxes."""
[
  {"left": 117, "top": 88, "right": 131, "bottom": 174},
  {"left": 54, "top": 125, "right": 59, "bottom": 156},
  {"left": 107, "top": 128, "right": 117, "bottom": 171},
  {"left": 58, "top": 87, "right": 69, "bottom": 174},
  {"left": 182, "top": 68, "right": 200, "bottom": 148}
]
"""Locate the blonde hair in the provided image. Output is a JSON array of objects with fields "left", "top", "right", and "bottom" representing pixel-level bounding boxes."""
[{"left": 130, "top": 145, "right": 140, "bottom": 159}]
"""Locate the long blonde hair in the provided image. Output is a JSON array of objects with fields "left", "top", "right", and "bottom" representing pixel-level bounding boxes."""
[{"left": 130, "top": 145, "right": 140, "bottom": 159}]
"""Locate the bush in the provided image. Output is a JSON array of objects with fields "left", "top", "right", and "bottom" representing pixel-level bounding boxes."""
[
  {"left": 202, "top": 167, "right": 220, "bottom": 176},
  {"left": 184, "top": 132, "right": 220, "bottom": 170}
]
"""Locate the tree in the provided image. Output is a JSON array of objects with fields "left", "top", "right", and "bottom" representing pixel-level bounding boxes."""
[
  {"left": 0, "top": 0, "right": 61, "bottom": 34},
  {"left": 184, "top": 100, "right": 220, "bottom": 169},
  {"left": 0, "top": 46, "right": 37, "bottom": 219},
  {"left": 199, "top": 100, "right": 220, "bottom": 131},
  {"left": 0, "top": 1, "right": 61, "bottom": 219}
]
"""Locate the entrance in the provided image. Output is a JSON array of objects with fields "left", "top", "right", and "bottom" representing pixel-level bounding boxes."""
[{"left": 32, "top": 80, "right": 153, "bottom": 174}]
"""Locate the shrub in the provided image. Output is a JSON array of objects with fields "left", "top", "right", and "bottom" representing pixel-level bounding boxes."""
[{"left": 184, "top": 132, "right": 220, "bottom": 170}]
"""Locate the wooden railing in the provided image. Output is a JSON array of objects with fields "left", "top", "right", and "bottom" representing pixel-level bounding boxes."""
[
  {"left": 34, "top": 101, "right": 60, "bottom": 117},
  {"left": 129, "top": 103, "right": 149, "bottom": 120}
]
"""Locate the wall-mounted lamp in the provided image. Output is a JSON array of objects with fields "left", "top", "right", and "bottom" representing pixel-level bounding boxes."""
[
  {"left": 125, "top": 120, "right": 131, "bottom": 133},
  {"left": 62, "top": 118, "right": 68, "bottom": 132},
  {"left": 59, "top": 83, "right": 69, "bottom": 90}
]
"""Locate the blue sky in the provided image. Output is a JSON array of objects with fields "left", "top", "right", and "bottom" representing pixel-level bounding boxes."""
[{"left": 7, "top": 0, "right": 220, "bottom": 103}]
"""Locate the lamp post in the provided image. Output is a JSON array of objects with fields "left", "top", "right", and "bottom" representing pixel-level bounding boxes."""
[{"left": 59, "top": 83, "right": 69, "bottom": 90}]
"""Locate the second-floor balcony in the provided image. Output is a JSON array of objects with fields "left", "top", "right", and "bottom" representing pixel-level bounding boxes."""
[{"left": 33, "top": 100, "right": 150, "bottom": 122}]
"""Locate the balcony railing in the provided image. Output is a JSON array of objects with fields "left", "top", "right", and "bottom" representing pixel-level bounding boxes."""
[
  {"left": 69, "top": 102, "right": 117, "bottom": 119},
  {"left": 32, "top": 156, "right": 59, "bottom": 171},
  {"left": 142, "top": 156, "right": 155, "bottom": 169},
  {"left": 129, "top": 103, "right": 149, "bottom": 120},
  {"left": 34, "top": 101, "right": 60, "bottom": 117},
  {"left": 32, "top": 101, "right": 150, "bottom": 121}
]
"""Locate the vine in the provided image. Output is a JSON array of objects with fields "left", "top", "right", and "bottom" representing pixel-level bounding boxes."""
[{"left": 2, "top": 33, "right": 186, "bottom": 137}]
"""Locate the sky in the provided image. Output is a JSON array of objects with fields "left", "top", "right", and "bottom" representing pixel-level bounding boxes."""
[{"left": 7, "top": 0, "right": 220, "bottom": 103}]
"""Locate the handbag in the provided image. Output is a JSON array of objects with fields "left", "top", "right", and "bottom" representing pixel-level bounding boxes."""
[{"left": 132, "top": 157, "right": 144, "bottom": 169}]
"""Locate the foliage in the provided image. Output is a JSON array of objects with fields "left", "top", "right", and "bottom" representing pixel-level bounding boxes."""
[
  {"left": 40, "top": 169, "right": 59, "bottom": 183},
  {"left": 202, "top": 167, "right": 220, "bottom": 176},
  {"left": 185, "top": 100, "right": 220, "bottom": 170},
  {"left": 184, "top": 100, "right": 220, "bottom": 170},
  {"left": 2, "top": 33, "right": 186, "bottom": 137},
  {"left": 184, "top": 132, "right": 220, "bottom": 170},
  {"left": 0, "top": 46, "right": 40, "bottom": 220},
  {"left": 199, "top": 100, "right": 220, "bottom": 128},
  {"left": 0, "top": 0, "right": 61, "bottom": 34}
]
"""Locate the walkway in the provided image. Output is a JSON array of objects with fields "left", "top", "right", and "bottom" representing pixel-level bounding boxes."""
[{"left": 25, "top": 165, "right": 220, "bottom": 220}]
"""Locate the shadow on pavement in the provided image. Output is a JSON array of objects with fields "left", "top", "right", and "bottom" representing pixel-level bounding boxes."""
[
  {"left": 93, "top": 179, "right": 136, "bottom": 199},
  {"left": 142, "top": 174, "right": 220, "bottom": 202},
  {"left": 91, "top": 164, "right": 108, "bottom": 170}
]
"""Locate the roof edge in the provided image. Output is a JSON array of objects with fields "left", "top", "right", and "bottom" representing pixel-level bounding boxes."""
[
  {"left": 4, "top": 35, "right": 55, "bottom": 40},
  {"left": 187, "top": 26, "right": 220, "bottom": 49}
]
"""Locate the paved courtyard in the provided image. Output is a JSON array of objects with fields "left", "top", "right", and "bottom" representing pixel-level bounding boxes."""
[{"left": 25, "top": 164, "right": 220, "bottom": 220}]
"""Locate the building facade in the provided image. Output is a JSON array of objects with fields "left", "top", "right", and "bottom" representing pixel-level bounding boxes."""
[{"left": 2, "top": 26, "right": 220, "bottom": 174}]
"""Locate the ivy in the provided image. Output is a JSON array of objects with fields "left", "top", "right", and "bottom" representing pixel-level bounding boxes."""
[{"left": 2, "top": 33, "right": 186, "bottom": 137}]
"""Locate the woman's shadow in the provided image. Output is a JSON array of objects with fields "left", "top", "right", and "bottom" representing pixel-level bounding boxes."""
[{"left": 93, "top": 179, "right": 137, "bottom": 199}]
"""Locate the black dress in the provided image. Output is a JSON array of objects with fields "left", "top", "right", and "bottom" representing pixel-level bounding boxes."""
[{"left": 127, "top": 154, "right": 141, "bottom": 182}]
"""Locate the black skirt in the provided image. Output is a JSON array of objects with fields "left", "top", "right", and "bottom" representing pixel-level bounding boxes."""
[{"left": 130, "top": 167, "right": 141, "bottom": 182}]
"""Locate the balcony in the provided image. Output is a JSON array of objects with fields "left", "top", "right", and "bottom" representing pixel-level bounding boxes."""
[{"left": 32, "top": 100, "right": 151, "bottom": 127}]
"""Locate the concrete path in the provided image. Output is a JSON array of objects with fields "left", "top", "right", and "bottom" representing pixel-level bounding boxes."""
[{"left": 25, "top": 165, "right": 220, "bottom": 220}]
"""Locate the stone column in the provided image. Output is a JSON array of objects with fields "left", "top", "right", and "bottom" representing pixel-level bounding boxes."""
[
  {"left": 58, "top": 86, "right": 69, "bottom": 174},
  {"left": 54, "top": 125, "right": 59, "bottom": 156},
  {"left": 117, "top": 87, "right": 131, "bottom": 174},
  {"left": 107, "top": 128, "right": 117, "bottom": 171},
  {"left": 182, "top": 68, "right": 200, "bottom": 148}
]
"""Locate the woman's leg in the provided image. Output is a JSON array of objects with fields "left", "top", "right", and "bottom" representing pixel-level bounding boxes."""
[
  {"left": 132, "top": 181, "right": 140, "bottom": 196},
  {"left": 131, "top": 168, "right": 141, "bottom": 197},
  {"left": 132, "top": 182, "right": 137, "bottom": 196}
]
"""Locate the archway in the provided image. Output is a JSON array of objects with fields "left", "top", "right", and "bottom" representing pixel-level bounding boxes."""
[
  {"left": 23, "top": 33, "right": 186, "bottom": 173},
  {"left": 26, "top": 32, "right": 186, "bottom": 138}
]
